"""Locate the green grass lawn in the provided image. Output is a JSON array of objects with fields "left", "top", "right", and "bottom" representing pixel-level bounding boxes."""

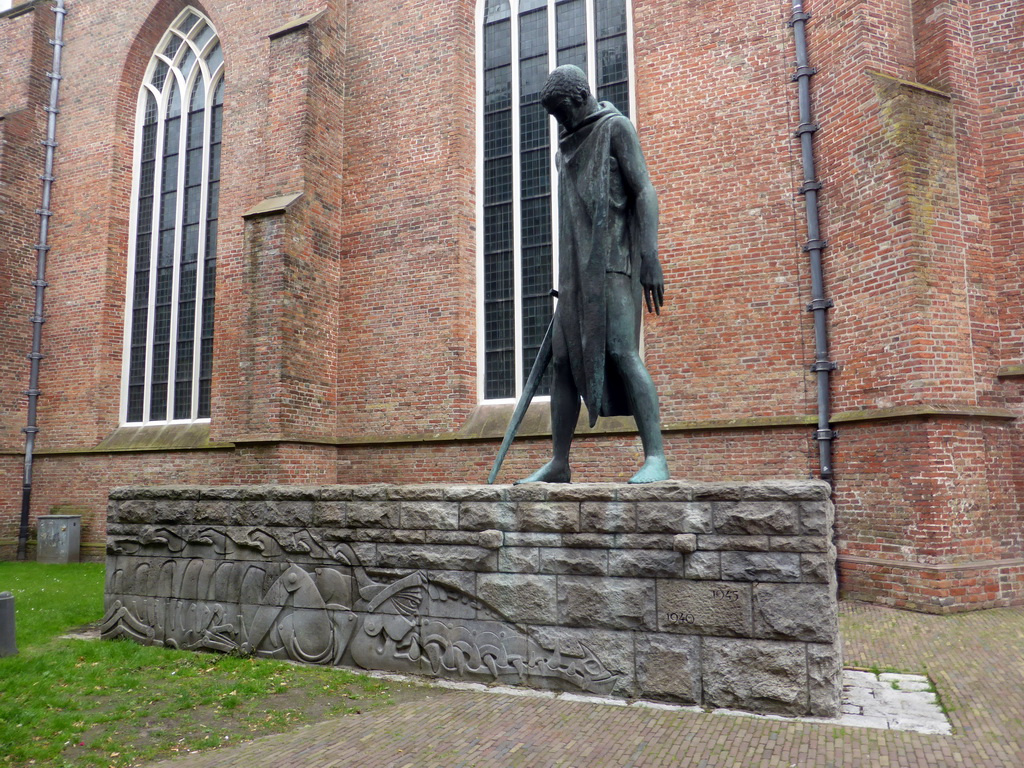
[{"left": 0, "top": 562, "right": 399, "bottom": 768}]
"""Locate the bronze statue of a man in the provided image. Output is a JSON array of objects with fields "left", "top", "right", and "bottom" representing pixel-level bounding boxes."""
[{"left": 520, "top": 65, "right": 669, "bottom": 484}]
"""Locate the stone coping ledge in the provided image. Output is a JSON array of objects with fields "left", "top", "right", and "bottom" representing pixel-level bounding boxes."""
[{"left": 109, "top": 479, "right": 832, "bottom": 503}]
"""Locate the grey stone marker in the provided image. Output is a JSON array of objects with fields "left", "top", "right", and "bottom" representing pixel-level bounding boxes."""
[{"left": 0, "top": 592, "right": 17, "bottom": 657}]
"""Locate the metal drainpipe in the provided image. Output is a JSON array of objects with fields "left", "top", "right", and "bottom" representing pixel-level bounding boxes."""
[
  {"left": 16, "top": 0, "right": 67, "bottom": 561},
  {"left": 789, "top": 0, "right": 836, "bottom": 480}
]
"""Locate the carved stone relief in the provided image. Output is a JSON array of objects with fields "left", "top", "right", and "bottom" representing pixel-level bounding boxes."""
[{"left": 103, "top": 525, "right": 621, "bottom": 694}]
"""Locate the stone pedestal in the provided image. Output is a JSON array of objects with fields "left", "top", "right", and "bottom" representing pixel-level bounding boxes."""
[{"left": 102, "top": 480, "right": 841, "bottom": 716}]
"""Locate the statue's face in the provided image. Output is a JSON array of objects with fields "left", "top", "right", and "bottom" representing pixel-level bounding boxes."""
[{"left": 544, "top": 93, "right": 587, "bottom": 131}]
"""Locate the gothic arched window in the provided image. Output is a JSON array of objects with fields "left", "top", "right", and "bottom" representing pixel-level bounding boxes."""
[
  {"left": 478, "top": 0, "right": 632, "bottom": 401},
  {"left": 122, "top": 8, "right": 224, "bottom": 424}
]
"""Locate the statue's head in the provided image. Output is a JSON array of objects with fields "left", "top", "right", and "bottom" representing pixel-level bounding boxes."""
[
  {"left": 541, "top": 65, "right": 596, "bottom": 130},
  {"left": 540, "top": 65, "right": 592, "bottom": 111}
]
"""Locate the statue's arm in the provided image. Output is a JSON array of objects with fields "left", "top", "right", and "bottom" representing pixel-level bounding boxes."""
[{"left": 611, "top": 119, "right": 663, "bottom": 313}]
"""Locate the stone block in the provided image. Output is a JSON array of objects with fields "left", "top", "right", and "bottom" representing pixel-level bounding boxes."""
[
  {"left": 506, "top": 484, "right": 550, "bottom": 501},
  {"left": 697, "top": 535, "right": 769, "bottom": 552},
  {"left": 557, "top": 576, "right": 656, "bottom": 631},
  {"left": 228, "top": 500, "right": 275, "bottom": 527},
  {"left": 657, "top": 580, "right": 751, "bottom": 636},
  {"left": 348, "top": 502, "right": 399, "bottom": 528},
  {"left": 193, "top": 500, "right": 232, "bottom": 525},
  {"left": 527, "top": 626, "right": 634, "bottom": 697},
  {"left": 561, "top": 533, "right": 614, "bottom": 548},
  {"left": 672, "top": 534, "right": 697, "bottom": 553},
  {"left": 702, "top": 638, "right": 808, "bottom": 716},
  {"left": 476, "top": 574, "right": 557, "bottom": 625},
  {"left": 752, "top": 583, "right": 838, "bottom": 642},
  {"left": 721, "top": 552, "right": 801, "bottom": 582},
  {"left": 636, "top": 502, "right": 712, "bottom": 533},
  {"left": 348, "top": 542, "right": 377, "bottom": 566},
  {"left": 712, "top": 501, "right": 799, "bottom": 536},
  {"left": 581, "top": 501, "right": 636, "bottom": 532},
  {"left": 263, "top": 486, "right": 319, "bottom": 501},
  {"left": 693, "top": 480, "right": 830, "bottom": 502},
  {"left": 444, "top": 486, "right": 505, "bottom": 502},
  {"left": 116, "top": 499, "right": 159, "bottom": 524},
  {"left": 503, "top": 532, "right": 562, "bottom": 547},
  {"left": 635, "top": 633, "right": 701, "bottom": 704},
  {"left": 768, "top": 536, "right": 827, "bottom": 552},
  {"left": 478, "top": 530, "right": 503, "bottom": 550},
  {"left": 800, "top": 553, "right": 834, "bottom": 583},
  {"left": 134, "top": 485, "right": 203, "bottom": 500},
  {"left": 312, "top": 501, "right": 348, "bottom": 526},
  {"left": 268, "top": 500, "right": 315, "bottom": 527},
  {"left": 608, "top": 549, "right": 685, "bottom": 578},
  {"left": 423, "top": 570, "right": 478, "bottom": 600},
  {"left": 425, "top": 530, "right": 493, "bottom": 547},
  {"left": 319, "top": 487, "right": 356, "bottom": 501},
  {"left": 400, "top": 501, "right": 459, "bottom": 530},
  {"left": 539, "top": 548, "right": 607, "bottom": 576},
  {"left": 387, "top": 485, "right": 449, "bottom": 501},
  {"left": 616, "top": 481, "right": 699, "bottom": 502},
  {"left": 547, "top": 484, "right": 617, "bottom": 501},
  {"left": 516, "top": 502, "right": 579, "bottom": 532},
  {"left": 499, "top": 547, "right": 539, "bottom": 573},
  {"left": 799, "top": 500, "right": 834, "bottom": 535},
  {"left": 460, "top": 501, "right": 517, "bottom": 531},
  {"left": 150, "top": 500, "right": 196, "bottom": 524},
  {"left": 685, "top": 551, "right": 720, "bottom": 580},
  {"left": 615, "top": 534, "right": 675, "bottom": 550},
  {"left": 347, "top": 484, "right": 391, "bottom": 500},
  {"left": 808, "top": 642, "right": 843, "bottom": 717},
  {"left": 347, "top": 528, "right": 425, "bottom": 544},
  {"left": 376, "top": 544, "right": 496, "bottom": 572}
]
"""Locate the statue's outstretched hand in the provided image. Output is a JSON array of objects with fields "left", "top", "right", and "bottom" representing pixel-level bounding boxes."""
[{"left": 641, "top": 257, "right": 665, "bottom": 315}]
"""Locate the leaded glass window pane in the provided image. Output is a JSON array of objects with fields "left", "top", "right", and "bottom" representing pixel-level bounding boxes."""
[
  {"left": 480, "top": 0, "right": 632, "bottom": 401},
  {"left": 124, "top": 8, "right": 224, "bottom": 424}
]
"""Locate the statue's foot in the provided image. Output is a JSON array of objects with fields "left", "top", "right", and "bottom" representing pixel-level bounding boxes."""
[
  {"left": 515, "top": 460, "right": 571, "bottom": 484},
  {"left": 628, "top": 455, "right": 670, "bottom": 484}
]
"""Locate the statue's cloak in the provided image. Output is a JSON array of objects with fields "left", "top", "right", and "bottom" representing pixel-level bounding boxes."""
[{"left": 554, "top": 103, "right": 643, "bottom": 427}]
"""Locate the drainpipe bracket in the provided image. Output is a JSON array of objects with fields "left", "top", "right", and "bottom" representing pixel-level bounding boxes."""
[
  {"left": 794, "top": 122, "right": 819, "bottom": 137},
  {"left": 810, "top": 361, "right": 837, "bottom": 373},
  {"left": 806, "top": 298, "right": 834, "bottom": 312},
  {"left": 26, "top": 352, "right": 44, "bottom": 361},
  {"left": 21, "top": 426, "right": 39, "bottom": 435},
  {"left": 802, "top": 238, "right": 828, "bottom": 253},
  {"left": 30, "top": 278, "right": 48, "bottom": 287},
  {"left": 815, "top": 428, "right": 837, "bottom": 441},
  {"left": 798, "top": 180, "right": 822, "bottom": 195},
  {"left": 787, "top": 11, "right": 811, "bottom": 27},
  {"left": 791, "top": 66, "right": 817, "bottom": 82}
]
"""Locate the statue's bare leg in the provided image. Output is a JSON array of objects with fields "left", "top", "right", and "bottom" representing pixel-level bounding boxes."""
[
  {"left": 607, "top": 275, "right": 669, "bottom": 483},
  {"left": 517, "top": 331, "right": 578, "bottom": 483}
]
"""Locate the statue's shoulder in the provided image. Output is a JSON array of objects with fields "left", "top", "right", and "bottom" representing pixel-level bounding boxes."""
[{"left": 606, "top": 113, "right": 641, "bottom": 150}]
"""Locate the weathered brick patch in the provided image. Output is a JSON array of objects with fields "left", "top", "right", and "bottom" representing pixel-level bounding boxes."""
[{"left": 103, "top": 480, "right": 840, "bottom": 717}]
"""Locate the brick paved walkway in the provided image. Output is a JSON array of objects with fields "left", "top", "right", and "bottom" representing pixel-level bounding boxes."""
[{"left": 147, "top": 602, "right": 1024, "bottom": 767}]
